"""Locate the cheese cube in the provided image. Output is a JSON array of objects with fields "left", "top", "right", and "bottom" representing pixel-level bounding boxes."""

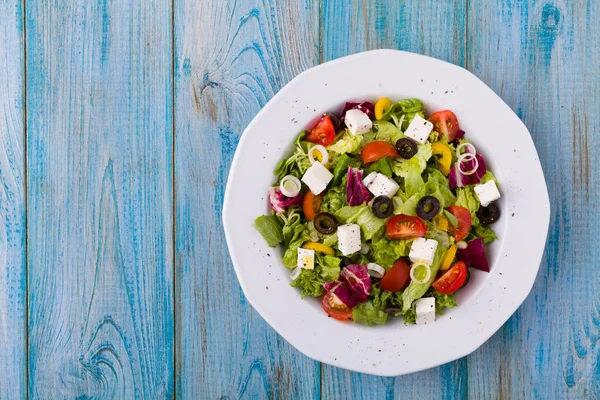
[
  {"left": 474, "top": 180, "right": 501, "bottom": 207},
  {"left": 404, "top": 114, "right": 434, "bottom": 144},
  {"left": 366, "top": 173, "right": 400, "bottom": 198},
  {"left": 409, "top": 238, "right": 438, "bottom": 266},
  {"left": 344, "top": 109, "right": 373, "bottom": 136},
  {"left": 415, "top": 297, "right": 436, "bottom": 324},
  {"left": 337, "top": 224, "right": 362, "bottom": 256},
  {"left": 301, "top": 162, "right": 333, "bottom": 195},
  {"left": 297, "top": 248, "right": 315, "bottom": 270},
  {"left": 362, "top": 171, "right": 378, "bottom": 187}
]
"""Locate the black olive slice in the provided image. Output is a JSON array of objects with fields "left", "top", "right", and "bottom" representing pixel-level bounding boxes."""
[
  {"left": 395, "top": 138, "right": 418, "bottom": 159},
  {"left": 314, "top": 212, "right": 338, "bottom": 234},
  {"left": 372, "top": 196, "right": 394, "bottom": 219},
  {"left": 476, "top": 202, "right": 500, "bottom": 225},
  {"left": 416, "top": 196, "right": 441, "bottom": 221}
]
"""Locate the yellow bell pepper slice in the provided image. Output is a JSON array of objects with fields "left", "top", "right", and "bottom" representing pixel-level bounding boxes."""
[
  {"left": 303, "top": 242, "right": 335, "bottom": 256},
  {"left": 431, "top": 142, "right": 453, "bottom": 176},
  {"left": 374, "top": 97, "right": 393, "bottom": 120},
  {"left": 433, "top": 214, "right": 449, "bottom": 231},
  {"left": 440, "top": 244, "right": 458, "bottom": 271}
]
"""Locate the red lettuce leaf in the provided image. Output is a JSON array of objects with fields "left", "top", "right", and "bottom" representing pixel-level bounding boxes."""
[
  {"left": 341, "top": 102, "right": 375, "bottom": 120},
  {"left": 268, "top": 187, "right": 302, "bottom": 215},
  {"left": 457, "top": 238, "right": 490, "bottom": 272},
  {"left": 449, "top": 154, "right": 487, "bottom": 188},
  {"left": 346, "top": 168, "right": 372, "bottom": 206},
  {"left": 340, "top": 264, "right": 372, "bottom": 303},
  {"left": 323, "top": 280, "right": 358, "bottom": 308}
]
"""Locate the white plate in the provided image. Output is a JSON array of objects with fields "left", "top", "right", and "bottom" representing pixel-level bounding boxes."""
[{"left": 223, "top": 49, "right": 550, "bottom": 376}]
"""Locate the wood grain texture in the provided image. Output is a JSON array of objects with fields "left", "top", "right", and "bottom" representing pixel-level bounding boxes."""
[
  {"left": 173, "top": 0, "right": 322, "bottom": 398},
  {"left": 0, "top": 0, "right": 26, "bottom": 398},
  {"left": 319, "top": 1, "right": 468, "bottom": 397},
  {"left": 26, "top": 0, "right": 174, "bottom": 398},
  {"left": 467, "top": 0, "right": 600, "bottom": 398}
]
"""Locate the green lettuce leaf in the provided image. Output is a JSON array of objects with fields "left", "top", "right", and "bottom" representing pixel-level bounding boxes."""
[
  {"left": 371, "top": 238, "right": 410, "bottom": 268},
  {"left": 253, "top": 215, "right": 283, "bottom": 247},
  {"left": 321, "top": 184, "right": 346, "bottom": 214},
  {"left": 328, "top": 130, "right": 363, "bottom": 154},
  {"left": 374, "top": 120, "right": 404, "bottom": 144},
  {"left": 274, "top": 132, "right": 313, "bottom": 179},
  {"left": 352, "top": 301, "right": 388, "bottom": 326},
  {"left": 282, "top": 228, "right": 309, "bottom": 268},
  {"left": 429, "top": 289, "right": 457, "bottom": 314},
  {"left": 290, "top": 269, "right": 325, "bottom": 297},
  {"left": 392, "top": 143, "right": 432, "bottom": 197},
  {"left": 471, "top": 225, "right": 498, "bottom": 244},
  {"left": 318, "top": 254, "right": 342, "bottom": 282},
  {"left": 401, "top": 243, "right": 449, "bottom": 311},
  {"left": 334, "top": 205, "right": 386, "bottom": 241},
  {"left": 393, "top": 168, "right": 456, "bottom": 216},
  {"left": 366, "top": 158, "right": 394, "bottom": 178},
  {"left": 332, "top": 153, "right": 354, "bottom": 186}
]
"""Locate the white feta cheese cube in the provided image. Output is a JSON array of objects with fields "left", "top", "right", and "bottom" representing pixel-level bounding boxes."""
[
  {"left": 366, "top": 173, "right": 400, "bottom": 198},
  {"left": 362, "top": 171, "right": 378, "bottom": 187},
  {"left": 404, "top": 114, "right": 434, "bottom": 144},
  {"left": 409, "top": 238, "right": 438, "bottom": 266},
  {"left": 337, "top": 223, "right": 362, "bottom": 256},
  {"left": 301, "top": 162, "right": 333, "bottom": 195},
  {"left": 297, "top": 248, "right": 315, "bottom": 270},
  {"left": 344, "top": 109, "right": 373, "bottom": 136},
  {"left": 415, "top": 297, "right": 436, "bottom": 325},
  {"left": 474, "top": 180, "right": 501, "bottom": 207}
]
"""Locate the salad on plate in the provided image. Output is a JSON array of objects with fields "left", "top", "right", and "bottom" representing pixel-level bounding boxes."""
[{"left": 254, "top": 98, "right": 502, "bottom": 326}]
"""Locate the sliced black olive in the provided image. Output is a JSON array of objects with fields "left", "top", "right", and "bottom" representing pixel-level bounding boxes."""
[
  {"left": 314, "top": 212, "right": 338, "bottom": 234},
  {"left": 395, "top": 138, "right": 418, "bottom": 159},
  {"left": 341, "top": 256, "right": 353, "bottom": 267},
  {"left": 372, "top": 196, "right": 394, "bottom": 219},
  {"left": 476, "top": 202, "right": 500, "bottom": 225},
  {"left": 416, "top": 196, "right": 441, "bottom": 221},
  {"left": 325, "top": 112, "right": 343, "bottom": 133}
]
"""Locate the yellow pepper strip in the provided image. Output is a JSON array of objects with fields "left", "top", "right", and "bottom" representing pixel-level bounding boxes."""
[
  {"left": 431, "top": 142, "right": 453, "bottom": 176},
  {"left": 303, "top": 242, "right": 335, "bottom": 256},
  {"left": 374, "top": 97, "right": 393, "bottom": 120},
  {"left": 433, "top": 214, "right": 449, "bottom": 231},
  {"left": 440, "top": 244, "right": 458, "bottom": 271}
]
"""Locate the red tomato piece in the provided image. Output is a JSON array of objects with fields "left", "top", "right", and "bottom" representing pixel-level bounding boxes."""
[
  {"left": 306, "top": 115, "right": 335, "bottom": 146},
  {"left": 361, "top": 141, "right": 398, "bottom": 164},
  {"left": 429, "top": 110, "right": 459, "bottom": 142},
  {"left": 446, "top": 205, "right": 472, "bottom": 241},
  {"left": 432, "top": 261, "right": 468, "bottom": 294},
  {"left": 386, "top": 214, "right": 427, "bottom": 240},
  {"left": 321, "top": 291, "right": 353, "bottom": 321},
  {"left": 379, "top": 259, "right": 411, "bottom": 292},
  {"left": 302, "top": 192, "right": 322, "bottom": 221}
]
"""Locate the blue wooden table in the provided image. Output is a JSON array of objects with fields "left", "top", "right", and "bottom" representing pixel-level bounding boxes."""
[{"left": 0, "top": 0, "right": 597, "bottom": 398}]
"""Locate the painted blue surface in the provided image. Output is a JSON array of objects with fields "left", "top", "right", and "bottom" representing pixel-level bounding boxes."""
[{"left": 0, "top": 0, "right": 597, "bottom": 398}]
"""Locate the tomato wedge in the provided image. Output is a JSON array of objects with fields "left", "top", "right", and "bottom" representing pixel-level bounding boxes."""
[
  {"left": 386, "top": 214, "right": 427, "bottom": 240},
  {"left": 446, "top": 205, "right": 472, "bottom": 241},
  {"left": 306, "top": 115, "right": 335, "bottom": 146},
  {"left": 302, "top": 192, "right": 322, "bottom": 221},
  {"left": 432, "top": 261, "right": 468, "bottom": 294},
  {"left": 379, "top": 259, "right": 411, "bottom": 292},
  {"left": 361, "top": 141, "right": 398, "bottom": 164},
  {"left": 321, "top": 291, "right": 353, "bottom": 321},
  {"left": 429, "top": 110, "right": 459, "bottom": 142}
]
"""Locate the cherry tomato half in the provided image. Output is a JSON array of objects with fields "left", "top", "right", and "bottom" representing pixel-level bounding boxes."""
[
  {"left": 321, "top": 291, "right": 353, "bottom": 321},
  {"left": 379, "top": 259, "right": 411, "bottom": 292},
  {"left": 432, "top": 261, "right": 468, "bottom": 294},
  {"left": 446, "top": 205, "right": 472, "bottom": 242},
  {"left": 361, "top": 141, "right": 398, "bottom": 164},
  {"left": 429, "top": 110, "right": 459, "bottom": 142},
  {"left": 306, "top": 115, "right": 335, "bottom": 146},
  {"left": 302, "top": 191, "right": 322, "bottom": 221},
  {"left": 386, "top": 214, "right": 427, "bottom": 240}
]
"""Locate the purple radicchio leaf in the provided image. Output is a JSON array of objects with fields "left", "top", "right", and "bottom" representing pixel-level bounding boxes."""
[{"left": 346, "top": 168, "right": 372, "bottom": 206}]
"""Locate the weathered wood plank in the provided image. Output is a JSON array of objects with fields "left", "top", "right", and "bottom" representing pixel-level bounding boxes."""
[
  {"left": 467, "top": 0, "right": 600, "bottom": 398},
  {"left": 173, "top": 0, "right": 322, "bottom": 398},
  {"left": 319, "top": 0, "right": 468, "bottom": 396},
  {"left": 0, "top": 0, "right": 26, "bottom": 398},
  {"left": 26, "top": 0, "right": 174, "bottom": 397}
]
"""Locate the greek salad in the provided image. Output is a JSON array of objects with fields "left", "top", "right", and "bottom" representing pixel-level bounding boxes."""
[{"left": 254, "top": 98, "right": 501, "bottom": 326}]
